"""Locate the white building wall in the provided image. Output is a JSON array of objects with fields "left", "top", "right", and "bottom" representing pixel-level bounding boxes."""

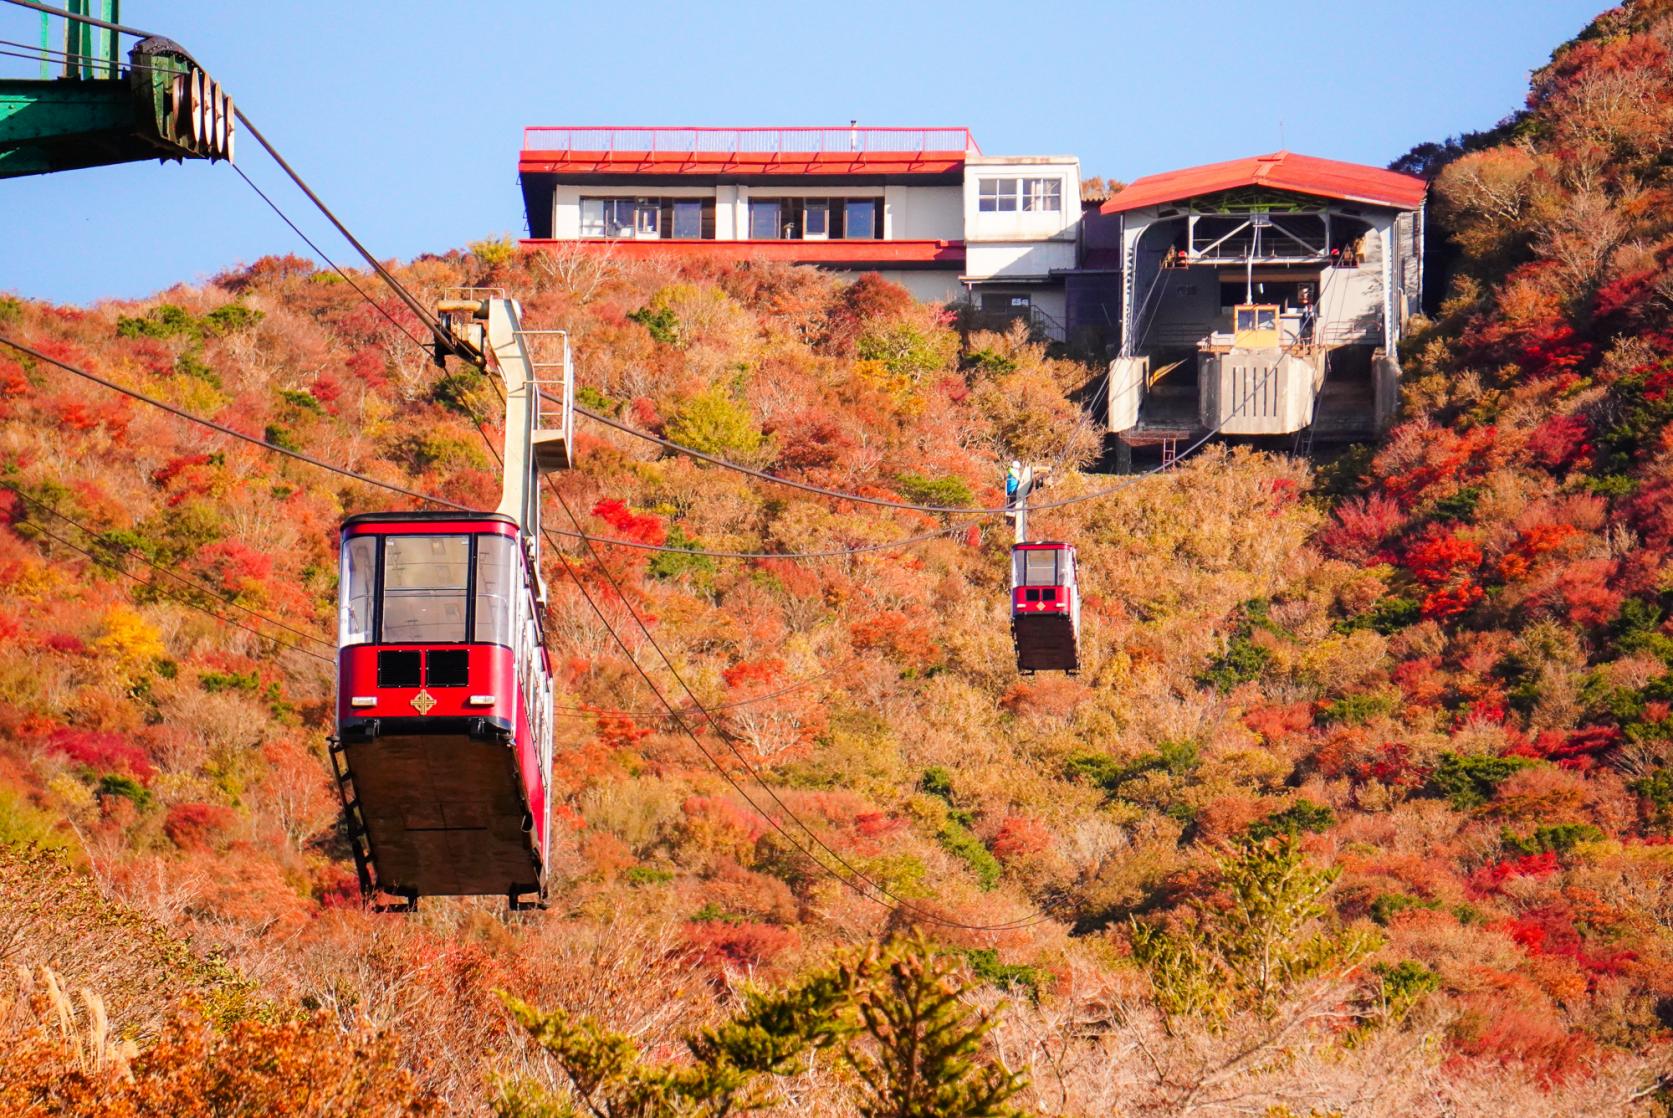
[
  {"left": 883, "top": 185, "right": 964, "bottom": 240},
  {"left": 966, "top": 241, "right": 1079, "bottom": 279}
]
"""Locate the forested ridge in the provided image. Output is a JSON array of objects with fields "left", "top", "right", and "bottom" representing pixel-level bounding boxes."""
[{"left": 3, "top": 2, "right": 1673, "bottom": 1114}]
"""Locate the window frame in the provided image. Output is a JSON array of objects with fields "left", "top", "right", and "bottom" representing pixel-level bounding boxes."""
[
  {"left": 803, "top": 200, "right": 830, "bottom": 239},
  {"left": 842, "top": 198, "right": 878, "bottom": 240},
  {"left": 672, "top": 199, "right": 704, "bottom": 239},
  {"left": 344, "top": 531, "right": 524, "bottom": 649},
  {"left": 749, "top": 198, "right": 783, "bottom": 240}
]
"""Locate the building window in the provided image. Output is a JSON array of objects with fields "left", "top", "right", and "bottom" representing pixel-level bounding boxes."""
[
  {"left": 978, "top": 177, "right": 1063, "bottom": 213},
  {"left": 381, "top": 535, "right": 470, "bottom": 644},
  {"left": 749, "top": 199, "right": 783, "bottom": 239},
  {"left": 843, "top": 199, "right": 878, "bottom": 239},
  {"left": 672, "top": 200, "right": 704, "bottom": 239},
  {"left": 580, "top": 198, "right": 660, "bottom": 239},
  {"left": 804, "top": 200, "right": 829, "bottom": 239},
  {"left": 1022, "top": 178, "right": 1062, "bottom": 212}
]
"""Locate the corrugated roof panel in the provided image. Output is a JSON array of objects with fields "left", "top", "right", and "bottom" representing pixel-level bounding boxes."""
[{"left": 1101, "top": 151, "right": 1428, "bottom": 213}]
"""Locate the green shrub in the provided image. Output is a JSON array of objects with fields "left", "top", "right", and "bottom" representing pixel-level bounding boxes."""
[
  {"left": 1200, "top": 635, "right": 1272, "bottom": 691},
  {"left": 1248, "top": 799, "right": 1335, "bottom": 840},
  {"left": 895, "top": 473, "right": 973, "bottom": 508},
  {"left": 1318, "top": 692, "right": 1397, "bottom": 726},
  {"left": 938, "top": 819, "right": 1002, "bottom": 891},
  {"left": 646, "top": 525, "right": 715, "bottom": 583},
  {"left": 962, "top": 347, "right": 1017, "bottom": 378},
  {"left": 960, "top": 947, "right": 1045, "bottom": 999},
  {"left": 1368, "top": 891, "right": 1440, "bottom": 925},
  {"left": 627, "top": 305, "right": 679, "bottom": 345},
  {"left": 1373, "top": 959, "right": 1440, "bottom": 1020},
  {"left": 1429, "top": 752, "right": 1536, "bottom": 809},
  {"left": 277, "top": 387, "right": 324, "bottom": 415},
  {"left": 1500, "top": 822, "right": 1604, "bottom": 856},
  {"left": 116, "top": 304, "right": 197, "bottom": 339},
  {"left": 200, "top": 669, "right": 260, "bottom": 694},
  {"left": 173, "top": 351, "right": 221, "bottom": 388},
  {"left": 0, "top": 295, "right": 20, "bottom": 325},
  {"left": 624, "top": 865, "right": 673, "bottom": 887},
  {"left": 1429, "top": 485, "right": 1483, "bottom": 522},
  {"left": 1064, "top": 740, "right": 1198, "bottom": 799},
  {"left": 575, "top": 384, "right": 618, "bottom": 412},
  {"left": 200, "top": 302, "right": 263, "bottom": 335},
  {"left": 263, "top": 424, "right": 301, "bottom": 452},
  {"left": 97, "top": 774, "right": 152, "bottom": 810},
  {"left": 1631, "top": 767, "right": 1673, "bottom": 830},
  {"left": 664, "top": 388, "right": 763, "bottom": 458}
]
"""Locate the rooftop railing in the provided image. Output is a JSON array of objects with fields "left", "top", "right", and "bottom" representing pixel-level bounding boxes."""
[{"left": 522, "top": 126, "right": 979, "bottom": 155}]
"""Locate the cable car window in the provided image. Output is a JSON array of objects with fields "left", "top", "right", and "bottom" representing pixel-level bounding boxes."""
[
  {"left": 426, "top": 649, "right": 470, "bottom": 688},
  {"left": 474, "top": 533, "right": 518, "bottom": 647},
  {"left": 339, "top": 536, "right": 377, "bottom": 646},
  {"left": 377, "top": 649, "right": 422, "bottom": 688},
  {"left": 382, "top": 535, "right": 469, "bottom": 643},
  {"left": 1022, "top": 550, "right": 1059, "bottom": 586}
]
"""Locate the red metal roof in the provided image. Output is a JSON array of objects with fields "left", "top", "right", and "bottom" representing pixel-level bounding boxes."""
[
  {"left": 1100, "top": 151, "right": 1428, "bottom": 214},
  {"left": 520, "top": 126, "right": 976, "bottom": 178}
]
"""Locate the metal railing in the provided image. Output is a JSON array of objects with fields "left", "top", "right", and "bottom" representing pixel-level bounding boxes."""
[
  {"left": 522, "top": 126, "right": 979, "bottom": 155},
  {"left": 517, "top": 328, "right": 574, "bottom": 459}
]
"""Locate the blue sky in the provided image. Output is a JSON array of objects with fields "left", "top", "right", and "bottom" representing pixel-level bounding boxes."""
[{"left": 2, "top": 0, "right": 1604, "bottom": 305}]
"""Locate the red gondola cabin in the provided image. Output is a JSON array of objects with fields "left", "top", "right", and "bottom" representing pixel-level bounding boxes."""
[
  {"left": 333, "top": 511, "right": 554, "bottom": 908},
  {"left": 1010, "top": 542, "right": 1080, "bottom": 674}
]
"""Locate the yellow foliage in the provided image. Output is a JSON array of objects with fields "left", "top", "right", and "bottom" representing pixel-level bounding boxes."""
[{"left": 93, "top": 605, "right": 165, "bottom": 672}]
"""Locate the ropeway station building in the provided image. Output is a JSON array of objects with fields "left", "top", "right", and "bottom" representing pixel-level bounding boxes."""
[{"left": 516, "top": 127, "right": 1428, "bottom": 450}]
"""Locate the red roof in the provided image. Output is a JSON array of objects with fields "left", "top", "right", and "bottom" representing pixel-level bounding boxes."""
[
  {"left": 1101, "top": 151, "right": 1427, "bottom": 214},
  {"left": 520, "top": 126, "right": 976, "bottom": 178}
]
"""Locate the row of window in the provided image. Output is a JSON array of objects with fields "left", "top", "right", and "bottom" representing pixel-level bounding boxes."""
[
  {"left": 977, "top": 177, "right": 1063, "bottom": 213},
  {"left": 579, "top": 196, "right": 882, "bottom": 241},
  {"left": 340, "top": 533, "right": 521, "bottom": 646}
]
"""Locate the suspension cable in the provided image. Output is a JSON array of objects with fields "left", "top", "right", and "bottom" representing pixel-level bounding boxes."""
[
  {"left": 9, "top": 488, "right": 335, "bottom": 650},
  {"left": 16, "top": 512, "right": 333, "bottom": 666}
]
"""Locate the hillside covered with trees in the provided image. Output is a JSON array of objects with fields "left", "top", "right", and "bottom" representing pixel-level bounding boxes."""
[{"left": 4, "top": 2, "right": 1673, "bottom": 1114}]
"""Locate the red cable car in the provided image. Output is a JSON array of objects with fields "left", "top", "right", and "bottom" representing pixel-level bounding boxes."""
[
  {"left": 1011, "top": 541, "right": 1080, "bottom": 674},
  {"left": 330, "top": 295, "right": 572, "bottom": 909}
]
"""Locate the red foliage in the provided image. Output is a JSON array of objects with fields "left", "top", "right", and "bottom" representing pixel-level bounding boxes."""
[
  {"left": 1349, "top": 742, "right": 1430, "bottom": 791},
  {"left": 192, "top": 540, "right": 275, "bottom": 598},
  {"left": 824, "top": 272, "right": 915, "bottom": 353},
  {"left": 1509, "top": 726, "right": 1621, "bottom": 772},
  {"left": 1244, "top": 702, "right": 1316, "bottom": 743},
  {"left": 849, "top": 609, "right": 940, "bottom": 670},
  {"left": 591, "top": 498, "right": 666, "bottom": 547},
  {"left": 1317, "top": 493, "right": 1404, "bottom": 562},
  {"left": 768, "top": 410, "right": 855, "bottom": 471},
  {"left": 989, "top": 815, "right": 1052, "bottom": 862},
  {"left": 1469, "top": 851, "right": 1560, "bottom": 896},
  {"left": 1421, "top": 581, "right": 1484, "bottom": 621},
  {"left": 1377, "top": 424, "right": 1497, "bottom": 506},
  {"left": 1547, "top": 557, "right": 1624, "bottom": 628},
  {"left": 151, "top": 453, "right": 215, "bottom": 487},
  {"left": 681, "top": 919, "right": 798, "bottom": 972},
  {"left": 43, "top": 632, "right": 85, "bottom": 654},
  {"left": 47, "top": 727, "right": 156, "bottom": 781},
  {"left": 344, "top": 348, "right": 388, "bottom": 390},
  {"left": 1404, "top": 531, "right": 1484, "bottom": 586},
  {"left": 163, "top": 802, "right": 235, "bottom": 850},
  {"left": 630, "top": 395, "right": 662, "bottom": 431},
  {"left": 1525, "top": 413, "right": 1593, "bottom": 471},
  {"left": 723, "top": 658, "right": 784, "bottom": 689}
]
